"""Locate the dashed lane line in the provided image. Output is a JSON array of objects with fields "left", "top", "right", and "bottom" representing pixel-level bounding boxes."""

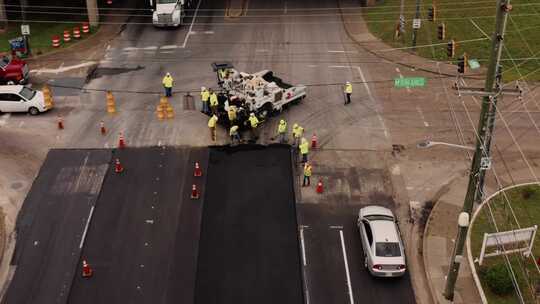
[
  {"left": 339, "top": 230, "right": 355, "bottom": 304},
  {"left": 355, "top": 66, "right": 389, "bottom": 139}
]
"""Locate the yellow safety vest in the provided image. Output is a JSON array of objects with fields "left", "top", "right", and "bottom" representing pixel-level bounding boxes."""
[
  {"left": 210, "top": 93, "right": 218, "bottom": 106},
  {"left": 162, "top": 76, "right": 173, "bottom": 88},
  {"left": 278, "top": 121, "right": 287, "bottom": 134},
  {"left": 229, "top": 125, "right": 239, "bottom": 135},
  {"left": 201, "top": 90, "right": 210, "bottom": 102},
  {"left": 208, "top": 116, "right": 218, "bottom": 128},
  {"left": 304, "top": 164, "right": 312, "bottom": 177},
  {"left": 299, "top": 141, "right": 309, "bottom": 154},
  {"left": 345, "top": 83, "right": 352, "bottom": 94},
  {"left": 228, "top": 108, "right": 237, "bottom": 121},
  {"left": 294, "top": 126, "right": 304, "bottom": 138},
  {"left": 249, "top": 116, "right": 259, "bottom": 128}
]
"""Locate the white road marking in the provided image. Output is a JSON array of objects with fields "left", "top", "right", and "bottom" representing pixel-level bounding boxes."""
[
  {"left": 416, "top": 106, "right": 429, "bottom": 127},
  {"left": 300, "top": 226, "right": 307, "bottom": 266},
  {"left": 182, "top": 0, "right": 202, "bottom": 48},
  {"left": 143, "top": 46, "right": 158, "bottom": 50},
  {"left": 79, "top": 206, "right": 95, "bottom": 249},
  {"left": 160, "top": 51, "right": 174, "bottom": 54},
  {"left": 157, "top": 140, "right": 162, "bottom": 147},
  {"left": 19, "top": 121, "right": 24, "bottom": 128},
  {"left": 328, "top": 50, "right": 345, "bottom": 53},
  {"left": 203, "top": 30, "right": 214, "bottom": 34},
  {"left": 161, "top": 45, "right": 178, "bottom": 49},
  {"left": 328, "top": 65, "right": 349, "bottom": 68},
  {"left": 0, "top": 113, "right": 11, "bottom": 126},
  {"left": 123, "top": 46, "right": 137, "bottom": 51},
  {"left": 307, "top": 64, "right": 318, "bottom": 68},
  {"left": 339, "top": 230, "right": 355, "bottom": 304},
  {"left": 189, "top": 31, "right": 197, "bottom": 35},
  {"left": 106, "top": 44, "right": 111, "bottom": 51},
  {"left": 31, "top": 62, "right": 96, "bottom": 74},
  {"left": 328, "top": 50, "right": 358, "bottom": 54},
  {"left": 355, "top": 66, "right": 389, "bottom": 139}
]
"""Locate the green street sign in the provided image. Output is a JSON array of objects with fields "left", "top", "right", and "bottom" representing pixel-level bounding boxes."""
[
  {"left": 468, "top": 59, "right": 480, "bottom": 69},
  {"left": 394, "top": 77, "right": 426, "bottom": 88}
]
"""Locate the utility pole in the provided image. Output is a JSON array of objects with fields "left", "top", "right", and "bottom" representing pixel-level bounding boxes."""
[
  {"left": 443, "top": 0, "right": 512, "bottom": 301},
  {"left": 86, "top": 0, "right": 99, "bottom": 27},
  {"left": 411, "top": 0, "right": 421, "bottom": 50}
]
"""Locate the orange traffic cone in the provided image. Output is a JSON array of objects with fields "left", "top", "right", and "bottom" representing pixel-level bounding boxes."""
[
  {"left": 311, "top": 133, "right": 317, "bottom": 149},
  {"left": 82, "top": 260, "right": 93, "bottom": 278},
  {"left": 57, "top": 115, "right": 64, "bottom": 130},
  {"left": 100, "top": 121, "right": 106, "bottom": 135},
  {"left": 194, "top": 162, "right": 202, "bottom": 177},
  {"left": 118, "top": 132, "right": 126, "bottom": 149},
  {"left": 316, "top": 179, "right": 324, "bottom": 194},
  {"left": 115, "top": 158, "right": 124, "bottom": 173},
  {"left": 191, "top": 184, "right": 199, "bottom": 199}
]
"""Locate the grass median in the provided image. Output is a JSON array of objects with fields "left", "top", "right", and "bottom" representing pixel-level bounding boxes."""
[
  {"left": 362, "top": 0, "right": 540, "bottom": 81},
  {"left": 0, "top": 22, "right": 97, "bottom": 57},
  {"left": 470, "top": 184, "right": 540, "bottom": 304}
]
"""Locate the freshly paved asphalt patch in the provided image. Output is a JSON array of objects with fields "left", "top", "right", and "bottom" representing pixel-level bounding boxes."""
[
  {"left": 3, "top": 149, "right": 111, "bottom": 304},
  {"left": 195, "top": 144, "right": 304, "bottom": 304},
  {"left": 68, "top": 147, "right": 208, "bottom": 304}
]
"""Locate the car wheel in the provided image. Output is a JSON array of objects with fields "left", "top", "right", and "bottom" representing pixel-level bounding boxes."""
[
  {"left": 6, "top": 80, "right": 15, "bottom": 85},
  {"left": 258, "top": 103, "right": 273, "bottom": 119},
  {"left": 28, "top": 107, "right": 39, "bottom": 115}
]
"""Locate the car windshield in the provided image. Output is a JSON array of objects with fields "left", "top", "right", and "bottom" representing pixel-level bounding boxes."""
[
  {"left": 0, "top": 56, "right": 11, "bottom": 69},
  {"left": 375, "top": 242, "right": 401, "bottom": 257},
  {"left": 365, "top": 214, "right": 394, "bottom": 221},
  {"left": 157, "top": 0, "right": 177, "bottom": 4},
  {"left": 19, "top": 87, "right": 36, "bottom": 100}
]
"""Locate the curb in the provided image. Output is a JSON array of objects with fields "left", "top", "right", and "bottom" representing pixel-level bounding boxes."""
[
  {"left": 466, "top": 181, "right": 540, "bottom": 304},
  {"left": 422, "top": 196, "right": 445, "bottom": 304}
]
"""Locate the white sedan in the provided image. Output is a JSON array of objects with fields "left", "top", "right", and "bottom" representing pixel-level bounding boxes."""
[{"left": 357, "top": 206, "right": 406, "bottom": 277}]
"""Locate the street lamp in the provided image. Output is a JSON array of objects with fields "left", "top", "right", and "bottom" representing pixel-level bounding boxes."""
[{"left": 416, "top": 140, "right": 475, "bottom": 151}]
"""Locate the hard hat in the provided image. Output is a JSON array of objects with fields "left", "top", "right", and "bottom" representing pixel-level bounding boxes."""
[
  {"left": 293, "top": 123, "right": 298, "bottom": 128},
  {"left": 166, "top": 72, "right": 171, "bottom": 76},
  {"left": 280, "top": 119, "right": 285, "bottom": 124},
  {"left": 201, "top": 86, "right": 206, "bottom": 90},
  {"left": 346, "top": 81, "right": 350, "bottom": 84},
  {"left": 250, "top": 113, "right": 255, "bottom": 117}
]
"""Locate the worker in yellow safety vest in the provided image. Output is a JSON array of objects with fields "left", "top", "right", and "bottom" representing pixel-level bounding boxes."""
[
  {"left": 248, "top": 113, "right": 259, "bottom": 141},
  {"left": 229, "top": 125, "right": 240, "bottom": 145},
  {"left": 209, "top": 90, "right": 219, "bottom": 115},
  {"left": 277, "top": 119, "right": 288, "bottom": 143},
  {"left": 162, "top": 72, "right": 174, "bottom": 97},
  {"left": 299, "top": 137, "right": 309, "bottom": 163},
  {"left": 303, "top": 162, "right": 312, "bottom": 187},
  {"left": 292, "top": 123, "right": 304, "bottom": 147},
  {"left": 200, "top": 87, "right": 210, "bottom": 114},
  {"left": 344, "top": 81, "right": 352, "bottom": 105},
  {"left": 228, "top": 105, "right": 237, "bottom": 126},
  {"left": 208, "top": 114, "right": 218, "bottom": 141}
]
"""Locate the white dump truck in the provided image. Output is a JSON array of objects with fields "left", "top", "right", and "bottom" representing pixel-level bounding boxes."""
[
  {"left": 150, "top": 0, "right": 193, "bottom": 27},
  {"left": 211, "top": 62, "right": 307, "bottom": 123}
]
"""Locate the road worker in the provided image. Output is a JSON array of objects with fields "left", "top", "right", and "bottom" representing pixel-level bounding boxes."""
[
  {"left": 277, "top": 119, "right": 288, "bottom": 143},
  {"left": 303, "top": 162, "right": 312, "bottom": 187},
  {"left": 200, "top": 86, "right": 210, "bottom": 114},
  {"left": 208, "top": 114, "right": 218, "bottom": 141},
  {"left": 299, "top": 137, "right": 309, "bottom": 163},
  {"left": 229, "top": 125, "right": 240, "bottom": 145},
  {"left": 209, "top": 90, "right": 219, "bottom": 115},
  {"left": 344, "top": 81, "right": 352, "bottom": 105},
  {"left": 162, "top": 72, "right": 174, "bottom": 97},
  {"left": 292, "top": 123, "right": 304, "bottom": 146},
  {"left": 228, "top": 105, "right": 237, "bottom": 126},
  {"left": 248, "top": 113, "right": 259, "bottom": 141}
]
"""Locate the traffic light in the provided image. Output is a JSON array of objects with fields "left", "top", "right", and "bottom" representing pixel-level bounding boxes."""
[
  {"left": 457, "top": 54, "right": 467, "bottom": 74},
  {"left": 428, "top": 6, "right": 436, "bottom": 21},
  {"left": 447, "top": 40, "right": 455, "bottom": 58},
  {"left": 437, "top": 23, "right": 445, "bottom": 40}
]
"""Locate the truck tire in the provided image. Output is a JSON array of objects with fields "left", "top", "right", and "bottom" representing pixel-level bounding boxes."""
[
  {"left": 258, "top": 103, "right": 274, "bottom": 119},
  {"left": 6, "top": 80, "right": 15, "bottom": 85}
]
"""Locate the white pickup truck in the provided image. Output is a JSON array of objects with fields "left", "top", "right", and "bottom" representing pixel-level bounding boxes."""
[{"left": 151, "top": 0, "right": 193, "bottom": 27}]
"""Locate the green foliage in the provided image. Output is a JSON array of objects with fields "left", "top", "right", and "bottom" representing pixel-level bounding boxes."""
[{"left": 481, "top": 263, "right": 514, "bottom": 296}]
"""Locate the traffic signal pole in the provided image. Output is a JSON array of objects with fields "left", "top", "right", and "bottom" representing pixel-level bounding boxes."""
[
  {"left": 411, "top": 0, "right": 421, "bottom": 50},
  {"left": 443, "top": 0, "right": 511, "bottom": 301}
]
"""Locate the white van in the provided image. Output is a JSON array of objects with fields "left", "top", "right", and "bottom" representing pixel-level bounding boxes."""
[{"left": 0, "top": 85, "right": 47, "bottom": 115}]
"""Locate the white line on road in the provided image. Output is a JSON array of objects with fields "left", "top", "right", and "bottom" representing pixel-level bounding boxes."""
[
  {"left": 355, "top": 66, "right": 389, "bottom": 139},
  {"left": 203, "top": 30, "right": 214, "bottom": 34},
  {"left": 328, "top": 65, "right": 350, "bottom": 68},
  {"left": 416, "top": 106, "right": 429, "bottom": 127},
  {"left": 31, "top": 62, "right": 96, "bottom": 74},
  {"left": 19, "top": 121, "right": 24, "bottom": 128},
  {"left": 328, "top": 50, "right": 345, "bottom": 53},
  {"left": 307, "top": 64, "right": 318, "bottom": 68},
  {"left": 161, "top": 45, "right": 179, "bottom": 49},
  {"left": 339, "top": 230, "right": 355, "bottom": 304},
  {"left": 189, "top": 31, "right": 197, "bottom": 35},
  {"left": 79, "top": 206, "right": 95, "bottom": 249},
  {"left": 123, "top": 46, "right": 138, "bottom": 51},
  {"left": 0, "top": 113, "right": 11, "bottom": 126},
  {"left": 182, "top": 0, "right": 202, "bottom": 48},
  {"left": 160, "top": 51, "right": 174, "bottom": 54},
  {"left": 300, "top": 226, "right": 307, "bottom": 266},
  {"left": 328, "top": 50, "right": 358, "bottom": 54}
]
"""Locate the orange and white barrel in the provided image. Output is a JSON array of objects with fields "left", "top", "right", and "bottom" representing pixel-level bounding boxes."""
[
  {"left": 82, "top": 22, "right": 90, "bottom": 34},
  {"left": 63, "top": 30, "right": 71, "bottom": 42},
  {"left": 51, "top": 36, "right": 61, "bottom": 47},
  {"left": 73, "top": 27, "right": 81, "bottom": 39}
]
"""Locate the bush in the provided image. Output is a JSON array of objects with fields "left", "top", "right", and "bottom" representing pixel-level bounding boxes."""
[{"left": 482, "top": 263, "right": 514, "bottom": 296}]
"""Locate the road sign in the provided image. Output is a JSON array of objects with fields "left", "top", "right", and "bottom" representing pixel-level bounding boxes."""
[
  {"left": 468, "top": 59, "right": 480, "bottom": 69},
  {"left": 412, "top": 18, "right": 421, "bottom": 29},
  {"left": 394, "top": 77, "right": 426, "bottom": 88},
  {"left": 21, "top": 24, "right": 30, "bottom": 35}
]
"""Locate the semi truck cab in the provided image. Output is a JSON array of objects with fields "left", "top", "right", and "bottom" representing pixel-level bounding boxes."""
[{"left": 151, "top": 0, "right": 185, "bottom": 27}]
